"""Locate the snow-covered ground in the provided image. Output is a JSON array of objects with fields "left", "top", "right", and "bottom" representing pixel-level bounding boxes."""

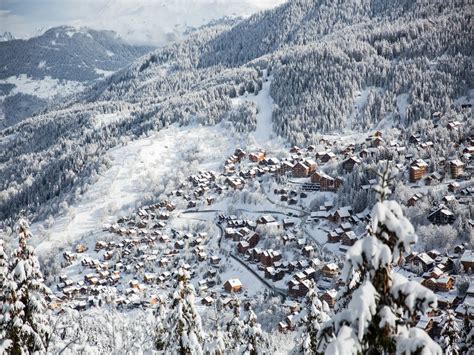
[
  {"left": 232, "top": 74, "right": 286, "bottom": 152},
  {"left": 0, "top": 74, "right": 85, "bottom": 99},
  {"left": 32, "top": 123, "right": 238, "bottom": 254}
]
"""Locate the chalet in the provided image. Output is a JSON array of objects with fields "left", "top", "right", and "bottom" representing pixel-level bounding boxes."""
[
  {"left": 437, "top": 294, "right": 457, "bottom": 310},
  {"left": 279, "top": 161, "right": 294, "bottom": 175},
  {"left": 454, "top": 244, "right": 465, "bottom": 254},
  {"left": 292, "top": 162, "right": 311, "bottom": 177},
  {"left": 425, "top": 172, "right": 443, "bottom": 186},
  {"left": 201, "top": 296, "right": 214, "bottom": 306},
  {"left": 448, "top": 182, "right": 460, "bottom": 192},
  {"left": 103, "top": 251, "right": 114, "bottom": 261},
  {"left": 249, "top": 151, "right": 265, "bottom": 162},
  {"left": 224, "top": 278, "right": 242, "bottom": 293},
  {"left": 414, "top": 253, "right": 435, "bottom": 272},
  {"left": 410, "top": 159, "right": 429, "bottom": 182},
  {"left": 461, "top": 250, "right": 474, "bottom": 273},
  {"left": 311, "top": 171, "right": 343, "bottom": 192},
  {"left": 436, "top": 276, "right": 454, "bottom": 292},
  {"left": 95, "top": 241, "right": 107, "bottom": 251},
  {"left": 340, "top": 222, "right": 352, "bottom": 232},
  {"left": 320, "top": 152, "right": 336, "bottom": 163},
  {"left": 321, "top": 289, "right": 337, "bottom": 308},
  {"left": 331, "top": 206, "right": 352, "bottom": 223},
  {"left": 409, "top": 134, "right": 421, "bottom": 145},
  {"left": 450, "top": 159, "right": 465, "bottom": 178},
  {"left": 234, "top": 148, "right": 246, "bottom": 160},
  {"left": 302, "top": 245, "right": 314, "bottom": 257},
  {"left": 447, "top": 120, "right": 461, "bottom": 131},
  {"left": 237, "top": 241, "right": 250, "bottom": 254},
  {"left": 342, "top": 144, "right": 355, "bottom": 155},
  {"left": 75, "top": 244, "right": 87, "bottom": 253},
  {"left": 245, "top": 232, "right": 259, "bottom": 248},
  {"left": 63, "top": 251, "right": 76, "bottom": 263},
  {"left": 341, "top": 231, "right": 358, "bottom": 246},
  {"left": 327, "top": 231, "right": 340, "bottom": 243},
  {"left": 407, "top": 193, "right": 424, "bottom": 206},
  {"left": 428, "top": 206, "right": 455, "bottom": 225},
  {"left": 322, "top": 263, "right": 339, "bottom": 278},
  {"left": 283, "top": 219, "right": 296, "bottom": 229},
  {"left": 288, "top": 279, "right": 312, "bottom": 297},
  {"left": 257, "top": 215, "right": 277, "bottom": 225},
  {"left": 342, "top": 157, "right": 361, "bottom": 172}
]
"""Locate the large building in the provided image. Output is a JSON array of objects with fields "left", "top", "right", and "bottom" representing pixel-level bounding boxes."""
[
  {"left": 450, "top": 159, "right": 465, "bottom": 179},
  {"left": 410, "top": 159, "right": 429, "bottom": 182}
]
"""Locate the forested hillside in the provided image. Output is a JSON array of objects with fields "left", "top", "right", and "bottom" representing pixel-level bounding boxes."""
[
  {"left": 0, "top": 26, "right": 153, "bottom": 128},
  {"left": 0, "top": 0, "right": 471, "bottom": 222},
  {"left": 0, "top": 26, "right": 152, "bottom": 81}
]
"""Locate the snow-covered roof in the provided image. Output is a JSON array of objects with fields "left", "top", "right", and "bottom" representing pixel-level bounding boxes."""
[
  {"left": 225, "top": 278, "right": 242, "bottom": 287},
  {"left": 417, "top": 253, "right": 434, "bottom": 265},
  {"left": 450, "top": 159, "right": 464, "bottom": 166},
  {"left": 461, "top": 250, "right": 474, "bottom": 263}
]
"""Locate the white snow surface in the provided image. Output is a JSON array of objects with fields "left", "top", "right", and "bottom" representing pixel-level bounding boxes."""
[
  {"left": 0, "top": 74, "right": 85, "bottom": 99},
  {"left": 232, "top": 74, "right": 275, "bottom": 146},
  {"left": 31, "top": 124, "right": 237, "bottom": 254}
]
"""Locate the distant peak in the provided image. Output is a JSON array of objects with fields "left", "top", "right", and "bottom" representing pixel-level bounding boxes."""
[{"left": 0, "top": 31, "right": 15, "bottom": 42}]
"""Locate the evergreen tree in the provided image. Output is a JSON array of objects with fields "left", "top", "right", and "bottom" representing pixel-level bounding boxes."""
[
  {"left": 438, "top": 310, "right": 461, "bottom": 355},
  {"left": 155, "top": 295, "right": 167, "bottom": 351},
  {"left": 0, "top": 219, "right": 52, "bottom": 354},
  {"left": 293, "top": 281, "right": 330, "bottom": 354},
  {"left": 459, "top": 305, "right": 473, "bottom": 354},
  {"left": 162, "top": 268, "right": 205, "bottom": 354},
  {"left": 225, "top": 298, "right": 244, "bottom": 350},
  {"left": 203, "top": 327, "right": 226, "bottom": 355},
  {"left": 316, "top": 166, "right": 441, "bottom": 354},
  {"left": 0, "top": 240, "right": 13, "bottom": 353},
  {"left": 241, "top": 309, "right": 266, "bottom": 355}
]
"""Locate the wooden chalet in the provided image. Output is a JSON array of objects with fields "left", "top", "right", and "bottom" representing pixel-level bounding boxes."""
[
  {"left": 450, "top": 159, "right": 465, "bottom": 178},
  {"left": 342, "top": 156, "right": 361, "bottom": 172},
  {"left": 224, "top": 278, "right": 242, "bottom": 293},
  {"left": 410, "top": 159, "right": 429, "bottom": 182}
]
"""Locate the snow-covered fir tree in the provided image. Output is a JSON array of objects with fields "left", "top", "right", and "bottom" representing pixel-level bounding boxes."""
[
  {"left": 0, "top": 240, "right": 12, "bottom": 353},
  {"left": 438, "top": 310, "right": 461, "bottom": 355},
  {"left": 0, "top": 219, "right": 52, "bottom": 354},
  {"left": 155, "top": 294, "right": 167, "bottom": 351},
  {"left": 292, "top": 281, "right": 330, "bottom": 354},
  {"left": 459, "top": 304, "right": 473, "bottom": 354},
  {"left": 316, "top": 166, "right": 441, "bottom": 354},
  {"left": 241, "top": 309, "right": 266, "bottom": 355},
  {"left": 225, "top": 298, "right": 245, "bottom": 350},
  {"left": 203, "top": 326, "right": 226, "bottom": 355},
  {"left": 162, "top": 268, "right": 205, "bottom": 354}
]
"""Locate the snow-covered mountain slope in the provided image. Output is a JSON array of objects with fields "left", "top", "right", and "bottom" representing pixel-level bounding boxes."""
[
  {"left": 0, "top": 26, "right": 153, "bottom": 82},
  {"left": 0, "top": 26, "right": 153, "bottom": 128},
  {"left": 0, "top": 0, "right": 471, "bottom": 223},
  {"left": 30, "top": 123, "right": 239, "bottom": 254}
]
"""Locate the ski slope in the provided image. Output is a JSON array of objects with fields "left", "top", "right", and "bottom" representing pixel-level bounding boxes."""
[{"left": 32, "top": 124, "right": 237, "bottom": 254}]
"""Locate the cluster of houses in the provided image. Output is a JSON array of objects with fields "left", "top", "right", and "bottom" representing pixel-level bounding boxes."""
[
  {"left": 396, "top": 246, "right": 474, "bottom": 337},
  {"left": 56, "top": 199, "right": 254, "bottom": 312},
  {"left": 51, "top": 119, "right": 472, "bottom": 337}
]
